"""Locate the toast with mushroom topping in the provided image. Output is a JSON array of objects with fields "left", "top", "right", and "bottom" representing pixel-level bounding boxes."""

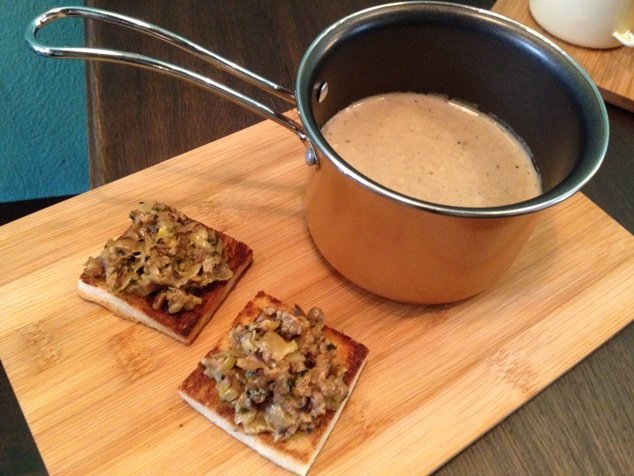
[
  {"left": 179, "top": 291, "right": 369, "bottom": 475},
  {"left": 77, "top": 202, "right": 253, "bottom": 344}
]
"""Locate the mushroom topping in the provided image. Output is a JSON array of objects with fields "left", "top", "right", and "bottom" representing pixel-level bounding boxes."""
[
  {"left": 82, "top": 201, "right": 232, "bottom": 313},
  {"left": 201, "top": 305, "right": 348, "bottom": 441}
]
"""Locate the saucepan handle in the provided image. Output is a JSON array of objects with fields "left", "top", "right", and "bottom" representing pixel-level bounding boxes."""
[{"left": 25, "top": 6, "right": 310, "bottom": 146}]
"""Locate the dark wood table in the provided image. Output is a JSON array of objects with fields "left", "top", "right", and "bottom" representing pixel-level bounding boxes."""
[{"left": 2, "top": 1, "right": 632, "bottom": 474}]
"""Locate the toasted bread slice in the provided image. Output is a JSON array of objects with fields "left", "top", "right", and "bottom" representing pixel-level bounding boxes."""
[
  {"left": 78, "top": 205, "right": 253, "bottom": 344},
  {"left": 179, "top": 291, "right": 369, "bottom": 475}
]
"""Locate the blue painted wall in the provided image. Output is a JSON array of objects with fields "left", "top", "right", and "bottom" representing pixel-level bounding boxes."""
[{"left": 1, "top": 0, "right": 88, "bottom": 203}]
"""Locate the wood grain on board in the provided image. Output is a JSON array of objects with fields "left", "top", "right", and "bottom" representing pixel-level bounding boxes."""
[{"left": 0, "top": 114, "right": 632, "bottom": 474}]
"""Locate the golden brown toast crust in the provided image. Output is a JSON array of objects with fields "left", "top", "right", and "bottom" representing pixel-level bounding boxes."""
[
  {"left": 79, "top": 228, "right": 253, "bottom": 344},
  {"left": 179, "top": 291, "right": 369, "bottom": 469}
]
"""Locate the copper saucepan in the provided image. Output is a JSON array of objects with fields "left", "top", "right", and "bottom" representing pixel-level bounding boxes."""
[{"left": 27, "top": 2, "right": 609, "bottom": 303}]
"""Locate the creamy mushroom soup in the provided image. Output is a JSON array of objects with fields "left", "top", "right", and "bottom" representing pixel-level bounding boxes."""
[{"left": 321, "top": 92, "right": 541, "bottom": 207}]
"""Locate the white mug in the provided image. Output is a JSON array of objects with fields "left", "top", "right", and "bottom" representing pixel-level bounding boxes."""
[{"left": 529, "top": 0, "right": 634, "bottom": 49}]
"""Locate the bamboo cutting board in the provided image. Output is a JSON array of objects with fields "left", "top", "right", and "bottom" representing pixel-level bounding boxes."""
[
  {"left": 493, "top": 0, "right": 634, "bottom": 112},
  {"left": 1, "top": 116, "right": 632, "bottom": 475}
]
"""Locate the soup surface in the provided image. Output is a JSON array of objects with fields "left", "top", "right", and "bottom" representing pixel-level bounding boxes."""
[{"left": 321, "top": 92, "right": 542, "bottom": 207}]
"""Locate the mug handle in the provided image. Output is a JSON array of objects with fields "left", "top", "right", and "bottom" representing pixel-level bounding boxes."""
[{"left": 613, "top": 29, "right": 634, "bottom": 46}]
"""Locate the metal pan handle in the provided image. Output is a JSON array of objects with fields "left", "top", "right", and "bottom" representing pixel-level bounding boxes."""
[{"left": 25, "top": 5, "right": 310, "bottom": 146}]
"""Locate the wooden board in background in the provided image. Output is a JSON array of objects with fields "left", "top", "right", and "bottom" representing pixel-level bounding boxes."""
[
  {"left": 493, "top": 0, "right": 634, "bottom": 112},
  {"left": 0, "top": 115, "right": 632, "bottom": 474}
]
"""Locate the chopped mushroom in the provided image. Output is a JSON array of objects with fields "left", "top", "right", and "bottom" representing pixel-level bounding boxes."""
[
  {"left": 201, "top": 305, "right": 348, "bottom": 441},
  {"left": 82, "top": 201, "right": 232, "bottom": 313}
]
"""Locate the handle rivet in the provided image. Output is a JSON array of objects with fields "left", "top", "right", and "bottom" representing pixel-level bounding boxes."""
[
  {"left": 305, "top": 147, "right": 318, "bottom": 167},
  {"left": 316, "top": 81, "right": 329, "bottom": 103}
]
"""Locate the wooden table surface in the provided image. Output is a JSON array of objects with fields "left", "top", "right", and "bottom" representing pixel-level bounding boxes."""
[{"left": 2, "top": 0, "right": 632, "bottom": 474}]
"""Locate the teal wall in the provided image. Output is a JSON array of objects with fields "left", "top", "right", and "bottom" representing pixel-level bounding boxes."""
[{"left": 1, "top": 0, "right": 88, "bottom": 203}]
